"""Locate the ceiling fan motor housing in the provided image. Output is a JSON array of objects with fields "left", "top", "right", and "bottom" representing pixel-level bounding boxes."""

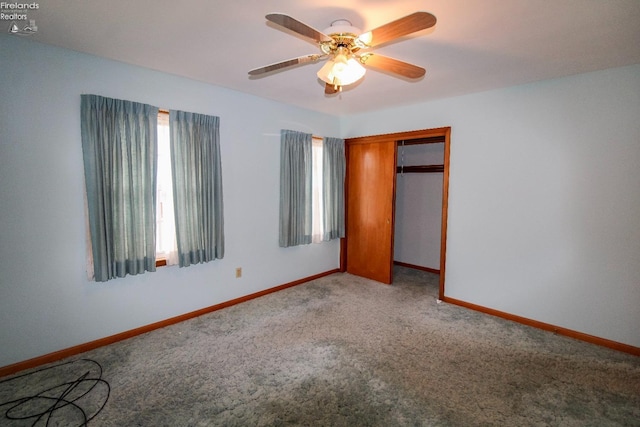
[{"left": 320, "top": 19, "right": 363, "bottom": 55}]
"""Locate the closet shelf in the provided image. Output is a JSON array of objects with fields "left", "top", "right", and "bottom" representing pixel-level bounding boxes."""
[{"left": 396, "top": 164, "right": 444, "bottom": 173}]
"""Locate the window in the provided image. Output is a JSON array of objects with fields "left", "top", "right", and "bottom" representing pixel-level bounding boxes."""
[
  {"left": 155, "top": 111, "right": 177, "bottom": 265},
  {"left": 81, "top": 95, "right": 224, "bottom": 282},
  {"left": 311, "top": 136, "right": 324, "bottom": 243},
  {"left": 278, "top": 130, "right": 345, "bottom": 248}
]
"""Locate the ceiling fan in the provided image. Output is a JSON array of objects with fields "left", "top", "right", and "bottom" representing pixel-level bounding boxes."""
[{"left": 248, "top": 12, "right": 437, "bottom": 94}]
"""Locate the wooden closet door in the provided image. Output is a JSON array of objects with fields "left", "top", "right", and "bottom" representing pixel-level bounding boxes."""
[{"left": 346, "top": 139, "right": 396, "bottom": 284}]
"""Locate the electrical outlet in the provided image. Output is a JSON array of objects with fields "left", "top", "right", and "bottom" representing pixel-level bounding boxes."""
[{"left": 235, "top": 267, "right": 242, "bottom": 278}]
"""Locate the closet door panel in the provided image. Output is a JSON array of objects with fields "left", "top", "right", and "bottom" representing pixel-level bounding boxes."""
[{"left": 346, "top": 140, "right": 396, "bottom": 284}]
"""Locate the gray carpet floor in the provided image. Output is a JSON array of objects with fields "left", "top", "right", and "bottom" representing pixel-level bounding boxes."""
[{"left": 1, "top": 266, "right": 639, "bottom": 426}]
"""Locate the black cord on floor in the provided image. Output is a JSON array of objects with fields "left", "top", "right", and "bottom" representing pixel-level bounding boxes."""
[{"left": 0, "top": 358, "right": 110, "bottom": 426}]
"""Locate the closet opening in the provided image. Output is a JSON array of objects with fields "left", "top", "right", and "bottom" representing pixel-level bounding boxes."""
[
  {"left": 342, "top": 127, "right": 450, "bottom": 299},
  {"left": 394, "top": 136, "right": 445, "bottom": 294}
]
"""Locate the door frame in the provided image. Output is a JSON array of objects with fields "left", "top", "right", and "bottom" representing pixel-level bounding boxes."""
[{"left": 340, "top": 126, "right": 451, "bottom": 299}]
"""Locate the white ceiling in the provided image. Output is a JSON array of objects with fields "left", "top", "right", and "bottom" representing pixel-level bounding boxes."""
[{"left": 14, "top": 0, "right": 640, "bottom": 115}]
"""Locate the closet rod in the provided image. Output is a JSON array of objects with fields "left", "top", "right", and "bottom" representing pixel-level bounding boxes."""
[
  {"left": 397, "top": 136, "right": 445, "bottom": 146},
  {"left": 396, "top": 164, "right": 444, "bottom": 174}
]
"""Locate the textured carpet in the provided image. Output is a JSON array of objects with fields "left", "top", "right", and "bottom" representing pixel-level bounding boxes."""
[{"left": 1, "top": 266, "right": 639, "bottom": 426}]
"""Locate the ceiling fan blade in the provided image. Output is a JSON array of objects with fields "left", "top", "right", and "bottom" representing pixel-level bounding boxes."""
[
  {"left": 359, "top": 54, "right": 426, "bottom": 79},
  {"left": 249, "top": 54, "right": 323, "bottom": 76},
  {"left": 266, "top": 13, "right": 332, "bottom": 43},
  {"left": 324, "top": 83, "right": 340, "bottom": 94},
  {"left": 357, "top": 12, "right": 436, "bottom": 48}
]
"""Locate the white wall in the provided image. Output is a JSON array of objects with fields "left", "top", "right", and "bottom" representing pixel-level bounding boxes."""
[
  {"left": 0, "top": 35, "right": 341, "bottom": 367},
  {"left": 1, "top": 35, "right": 638, "bottom": 368},
  {"left": 394, "top": 144, "right": 444, "bottom": 270},
  {"left": 342, "top": 64, "right": 640, "bottom": 348}
]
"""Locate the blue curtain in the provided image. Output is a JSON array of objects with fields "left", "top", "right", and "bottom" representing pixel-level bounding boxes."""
[
  {"left": 279, "top": 130, "right": 312, "bottom": 247},
  {"left": 322, "top": 137, "right": 346, "bottom": 240},
  {"left": 80, "top": 94, "right": 158, "bottom": 282},
  {"left": 169, "top": 110, "right": 224, "bottom": 267}
]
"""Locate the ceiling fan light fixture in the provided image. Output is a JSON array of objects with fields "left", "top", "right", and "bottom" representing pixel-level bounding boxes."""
[
  {"left": 317, "top": 46, "right": 366, "bottom": 87},
  {"left": 356, "top": 31, "right": 373, "bottom": 47},
  {"left": 342, "top": 57, "right": 366, "bottom": 84}
]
